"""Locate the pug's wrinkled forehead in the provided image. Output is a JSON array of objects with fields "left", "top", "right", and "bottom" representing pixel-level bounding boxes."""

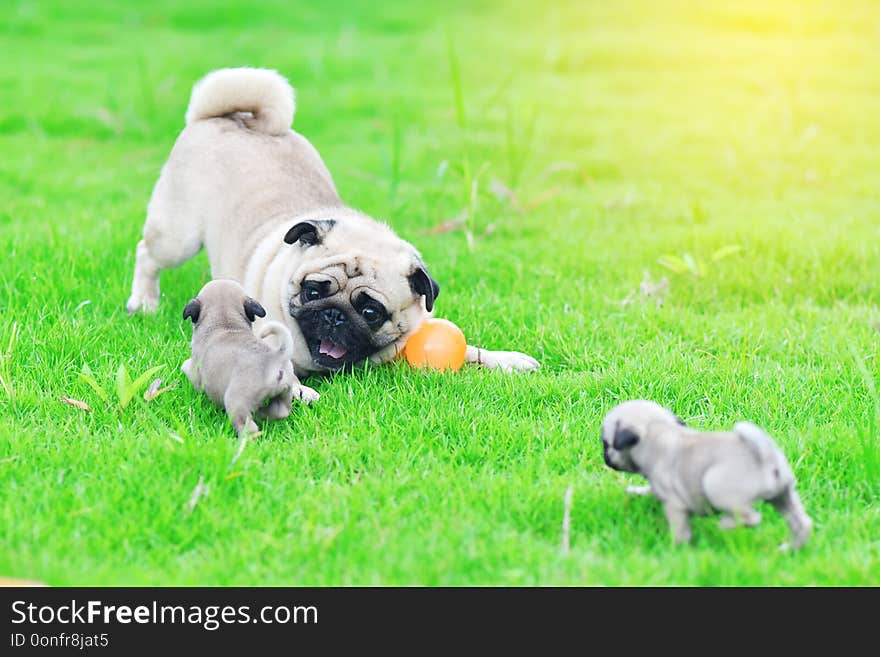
[
  {"left": 284, "top": 217, "right": 440, "bottom": 313},
  {"left": 603, "top": 400, "right": 687, "bottom": 442}
]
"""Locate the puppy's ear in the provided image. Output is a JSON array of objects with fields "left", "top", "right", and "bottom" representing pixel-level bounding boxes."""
[
  {"left": 243, "top": 297, "right": 267, "bottom": 323},
  {"left": 613, "top": 426, "right": 640, "bottom": 450},
  {"left": 408, "top": 266, "right": 440, "bottom": 312},
  {"left": 183, "top": 298, "right": 201, "bottom": 323},
  {"left": 284, "top": 219, "right": 336, "bottom": 246}
]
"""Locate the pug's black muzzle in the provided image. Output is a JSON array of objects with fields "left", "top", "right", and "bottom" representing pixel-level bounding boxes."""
[
  {"left": 321, "top": 307, "right": 346, "bottom": 328},
  {"left": 603, "top": 445, "right": 624, "bottom": 472},
  {"left": 290, "top": 302, "right": 380, "bottom": 371}
]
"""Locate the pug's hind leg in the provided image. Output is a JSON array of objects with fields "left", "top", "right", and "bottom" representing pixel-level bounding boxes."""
[
  {"left": 126, "top": 182, "right": 204, "bottom": 314},
  {"left": 703, "top": 464, "right": 762, "bottom": 527},
  {"left": 770, "top": 486, "right": 813, "bottom": 550},
  {"left": 127, "top": 239, "right": 163, "bottom": 314},
  {"left": 229, "top": 410, "right": 259, "bottom": 436},
  {"left": 224, "top": 387, "right": 260, "bottom": 436},
  {"left": 663, "top": 503, "right": 692, "bottom": 544}
]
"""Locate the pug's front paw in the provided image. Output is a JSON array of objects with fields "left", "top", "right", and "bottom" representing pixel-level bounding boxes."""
[
  {"left": 467, "top": 347, "right": 540, "bottom": 372},
  {"left": 295, "top": 384, "right": 320, "bottom": 404}
]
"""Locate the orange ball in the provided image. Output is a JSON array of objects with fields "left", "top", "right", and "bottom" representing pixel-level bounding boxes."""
[{"left": 403, "top": 318, "right": 467, "bottom": 371}]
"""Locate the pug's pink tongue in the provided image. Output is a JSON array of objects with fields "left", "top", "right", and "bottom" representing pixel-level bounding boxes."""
[{"left": 320, "top": 340, "right": 348, "bottom": 359}]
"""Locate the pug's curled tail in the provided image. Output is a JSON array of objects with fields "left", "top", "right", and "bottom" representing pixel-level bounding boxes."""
[
  {"left": 185, "top": 67, "right": 295, "bottom": 135},
  {"left": 734, "top": 421, "right": 794, "bottom": 483},
  {"left": 735, "top": 422, "right": 811, "bottom": 548},
  {"left": 258, "top": 321, "right": 294, "bottom": 355}
]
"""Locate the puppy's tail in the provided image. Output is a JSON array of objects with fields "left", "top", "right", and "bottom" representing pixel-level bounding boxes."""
[
  {"left": 735, "top": 422, "right": 810, "bottom": 548},
  {"left": 258, "top": 321, "right": 294, "bottom": 355},
  {"left": 734, "top": 421, "right": 794, "bottom": 482},
  {"left": 185, "top": 67, "right": 295, "bottom": 135}
]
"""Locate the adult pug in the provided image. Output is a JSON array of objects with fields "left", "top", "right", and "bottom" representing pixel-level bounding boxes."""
[{"left": 126, "top": 67, "right": 539, "bottom": 376}]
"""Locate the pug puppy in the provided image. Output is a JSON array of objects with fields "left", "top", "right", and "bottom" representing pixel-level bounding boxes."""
[
  {"left": 182, "top": 279, "right": 319, "bottom": 436},
  {"left": 601, "top": 400, "right": 812, "bottom": 549},
  {"left": 126, "top": 67, "right": 539, "bottom": 377}
]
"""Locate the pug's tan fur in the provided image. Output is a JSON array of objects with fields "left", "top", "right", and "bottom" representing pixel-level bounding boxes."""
[
  {"left": 182, "top": 279, "right": 318, "bottom": 436},
  {"left": 601, "top": 400, "right": 812, "bottom": 549},
  {"left": 127, "top": 67, "right": 539, "bottom": 377}
]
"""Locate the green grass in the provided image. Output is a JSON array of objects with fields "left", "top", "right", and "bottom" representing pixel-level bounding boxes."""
[{"left": 1, "top": 0, "right": 879, "bottom": 585}]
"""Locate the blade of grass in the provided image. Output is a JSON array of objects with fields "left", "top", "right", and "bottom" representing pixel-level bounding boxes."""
[
  {"left": 445, "top": 28, "right": 466, "bottom": 130},
  {"left": 78, "top": 364, "right": 108, "bottom": 403}
]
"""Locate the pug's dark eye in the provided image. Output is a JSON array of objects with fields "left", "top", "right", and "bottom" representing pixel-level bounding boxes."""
[
  {"left": 354, "top": 293, "right": 388, "bottom": 328},
  {"left": 360, "top": 304, "right": 385, "bottom": 327},
  {"left": 300, "top": 281, "right": 325, "bottom": 303}
]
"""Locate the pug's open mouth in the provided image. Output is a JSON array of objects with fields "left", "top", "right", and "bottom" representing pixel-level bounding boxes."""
[
  {"left": 303, "top": 330, "right": 399, "bottom": 372},
  {"left": 291, "top": 300, "right": 394, "bottom": 372},
  {"left": 306, "top": 338, "right": 351, "bottom": 369},
  {"left": 318, "top": 339, "right": 348, "bottom": 361}
]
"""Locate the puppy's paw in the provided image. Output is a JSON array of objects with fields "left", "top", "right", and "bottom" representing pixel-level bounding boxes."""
[
  {"left": 789, "top": 516, "right": 813, "bottom": 550},
  {"left": 295, "top": 384, "right": 320, "bottom": 405},
  {"left": 126, "top": 288, "right": 159, "bottom": 314},
  {"left": 235, "top": 418, "right": 260, "bottom": 437},
  {"left": 258, "top": 397, "right": 291, "bottom": 421},
  {"left": 468, "top": 347, "right": 540, "bottom": 372},
  {"left": 718, "top": 515, "right": 738, "bottom": 530},
  {"left": 181, "top": 359, "right": 201, "bottom": 388},
  {"left": 626, "top": 485, "right": 653, "bottom": 496},
  {"left": 779, "top": 536, "right": 809, "bottom": 552}
]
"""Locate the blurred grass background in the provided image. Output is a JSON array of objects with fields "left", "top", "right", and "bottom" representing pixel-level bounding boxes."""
[{"left": 0, "top": 0, "right": 878, "bottom": 584}]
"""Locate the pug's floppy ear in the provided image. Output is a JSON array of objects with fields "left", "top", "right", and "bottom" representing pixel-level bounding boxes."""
[
  {"left": 283, "top": 219, "right": 337, "bottom": 246},
  {"left": 183, "top": 298, "right": 201, "bottom": 323},
  {"left": 408, "top": 266, "right": 440, "bottom": 312},
  {"left": 613, "top": 426, "right": 640, "bottom": 450},
  {"left": 243, "top": 297, "right": 266, "bottom": 323}
]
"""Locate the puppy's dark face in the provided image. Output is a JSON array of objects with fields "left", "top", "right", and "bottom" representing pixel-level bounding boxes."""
[
  {"left": 600, "top": 400, "right": 687, "bottom": 474},
  {"left": 284, "top": 220, "right": 439, "bottom": 372},
  {"left": 601, "top": 422, "right": 642, "bottom": 473}
]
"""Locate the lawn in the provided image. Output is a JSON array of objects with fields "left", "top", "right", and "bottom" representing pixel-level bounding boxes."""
[{"left": 1, "top": 0, "right": 878, "bottom": 585}]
